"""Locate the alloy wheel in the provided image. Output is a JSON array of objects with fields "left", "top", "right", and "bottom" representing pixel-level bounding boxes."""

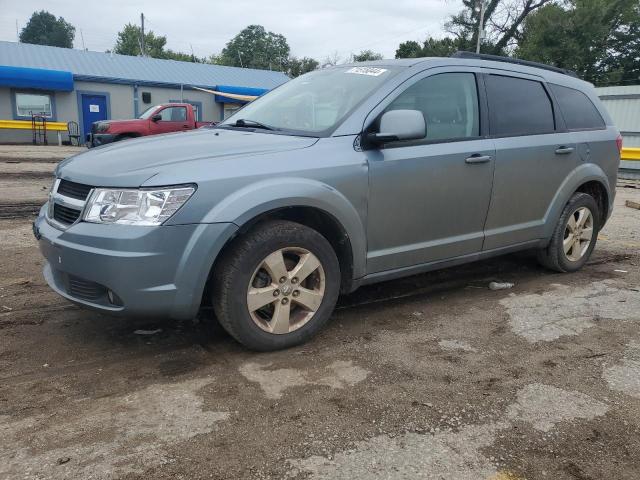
[
  {"left": 246, "top": 247, "right": 326, "bottom": 334},
  {"left": 563, "top": 206, "right": 594, "bottom": 262}
]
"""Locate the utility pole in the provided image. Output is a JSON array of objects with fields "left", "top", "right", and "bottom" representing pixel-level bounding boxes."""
[
  {"left": 476, "top": 0, "right": 487, "bottom": 54},
  {"left": 16, "top": 19, "right": 19, "bottom": 41},
  {"left": 140, "top": 13, "right": 146, "bottom": 57}
]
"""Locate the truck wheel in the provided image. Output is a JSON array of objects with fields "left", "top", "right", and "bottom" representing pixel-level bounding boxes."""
[
  {"left": 212, "top": 220, "right": 340, "bottom": 351},
  {"left": 537, "top": 192, "right": 599, "bottom": 273}
]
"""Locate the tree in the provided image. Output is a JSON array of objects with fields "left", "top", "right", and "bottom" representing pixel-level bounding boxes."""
[
  {"left": 445, "top": 0, "right": 553, "bottom": 54},
  {"left": 517, "top": 0, "right": 640, "bottom": 85},
  {"left": 219, "top": 25, "right": 290, "bottom": 70},
  {"left": 322, "top": 51, "right": 342, "bottom": 67},
  {"left": 113, "top": 24, "right": 200, "bottom": 62},
  {"left": 351, "top": 50, "right": 383, "bottom": 62},
  {"left": 19, "top": 10, "right": 75, "bottom": 48},
  {"left": 395, "top": 40, "right": 423, "bottom": 58},
  {"left": 287, "top": 56, "right": 319, "bottom": 77},
  {"left": 395, "top": 37, "right": 459, "bottom": 58},
  {"left": 165, "top": 50, "right": 203, "bottom": 63},
  {"left": 114, "top": 24, "right": 167, "bottom": 58}
]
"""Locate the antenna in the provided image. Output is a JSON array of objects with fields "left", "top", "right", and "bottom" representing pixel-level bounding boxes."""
[
  {"left": 16, "top": 19, "right": 19, "bottom": 41},
  {"left": 80, "top": 29, "right": 86, "bottom": 50}
]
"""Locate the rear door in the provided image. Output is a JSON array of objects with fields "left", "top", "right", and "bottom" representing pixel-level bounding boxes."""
[{"left": 482, "top": 71, "right": 580, "bottom": 250}]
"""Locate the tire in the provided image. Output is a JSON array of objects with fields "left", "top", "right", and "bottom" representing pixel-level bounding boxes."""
[
  {"left": 212, "top": 220, "right": 340, "bottom": 351},
  {"left": 537, "top": 192, "right": 600, "bottom": 273}
]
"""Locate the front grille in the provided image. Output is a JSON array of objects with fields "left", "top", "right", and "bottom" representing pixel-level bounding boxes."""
[
  {"left": 68, "top": 275, "right": 106, "bottom": 301},
  {"left": 57, "top": 180, "right": 92, "bottom": 201},
  {"left": 53, "top": 203, "right": 81, "bottom": 225}
]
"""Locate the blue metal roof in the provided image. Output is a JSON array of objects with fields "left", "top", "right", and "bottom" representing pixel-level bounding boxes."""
[
  {"left": 0, "top": 41, "right": 290, "bottom": 90},
  {"left": 0, "top": 65, "right": 74, "bottom": 91}
]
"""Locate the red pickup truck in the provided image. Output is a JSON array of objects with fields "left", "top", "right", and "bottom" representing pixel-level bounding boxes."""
[{"left": 88, "top": 103, "right": 214, "bottom": 147}]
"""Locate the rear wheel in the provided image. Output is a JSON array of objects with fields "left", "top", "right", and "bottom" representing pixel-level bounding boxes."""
[
  {"left": 537, "top": 192, "right": 599, "bottom": 272},
  {"left": 212, "top": 220, "right": 340, "bottom": 351}
]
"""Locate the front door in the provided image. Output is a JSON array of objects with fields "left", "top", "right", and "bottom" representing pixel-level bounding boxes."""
[
  {"left": 149, "top": 105, "right": 190, "bottom": 134},
  {"left": 365, "top": 71, "right": 495, "bottom": 273},
  {"left": 80, "top": 94, "right": 108, "bottom": 140}
]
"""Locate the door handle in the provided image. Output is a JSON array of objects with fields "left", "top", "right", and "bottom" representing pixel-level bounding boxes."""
[
  {"left": 465, "top": 154, "right": 492, "bottom": 164},
  {"left": 555, "top": 146, "right": 575, "bottom": 155}
]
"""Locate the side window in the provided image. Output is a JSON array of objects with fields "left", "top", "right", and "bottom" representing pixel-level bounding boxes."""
[
  {"left": 385, "top": 73, "right": 480, "bottom": 142},
  {"left": 550, "top": 84, "right": 605, "bottom": 130},
  {"left": 485, "top": 75, "right": 555, "bottom": 136},
  {"left": 160, "top": 107, "right": 187, "bottom": 122}
]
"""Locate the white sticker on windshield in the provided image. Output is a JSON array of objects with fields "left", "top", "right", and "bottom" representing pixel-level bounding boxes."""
[{"left": 345, "top": 67, "right": 387, "bottom": 76}]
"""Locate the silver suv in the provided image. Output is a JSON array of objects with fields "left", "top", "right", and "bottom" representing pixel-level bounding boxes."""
[{"left": 34, "top": 53, "right": 621, "bottom": 350}]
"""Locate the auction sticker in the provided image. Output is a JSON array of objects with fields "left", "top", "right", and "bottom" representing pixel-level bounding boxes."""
[{"left": 345, "top": 67, "right": 387, "bottom": 76}]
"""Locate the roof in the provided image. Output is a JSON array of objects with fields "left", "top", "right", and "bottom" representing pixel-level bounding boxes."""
[
  {"left": 0, "top": 41, "right": 290, "bottom": 90},
  {"left": 342, "top": 55, "right": 591, "bottom": 90}
]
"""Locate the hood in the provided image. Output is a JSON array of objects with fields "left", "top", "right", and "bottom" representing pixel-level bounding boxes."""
[
  {"left": 98, "top": 119, "right": 135, "bottom": 126},
  {"left": 57, "top": 128, "right": 318, "bottom": 187}
]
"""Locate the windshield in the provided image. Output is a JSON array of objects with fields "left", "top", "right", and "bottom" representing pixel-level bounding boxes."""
[
  {"left": 221, "top": 66, "right": 402, "bottom": 136},
  {"left": 138, "top": 105, "right": 162, "bottom": 119}
]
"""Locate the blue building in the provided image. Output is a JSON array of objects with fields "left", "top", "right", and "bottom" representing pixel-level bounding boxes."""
[{"left": 0, "top": 41, "right": 289, "bottom": 143}]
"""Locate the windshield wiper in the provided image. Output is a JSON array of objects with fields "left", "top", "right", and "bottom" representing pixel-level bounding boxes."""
[{"left": 233, "top": 118, "right": 277, "bottom": 131}]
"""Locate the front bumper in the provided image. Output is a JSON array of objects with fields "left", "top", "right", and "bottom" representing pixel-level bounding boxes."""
[
  {"left": 34, "top": 205, "right": 237, "bottom": 319},
  {"left": 88, "top": 133, "right": 117, "bottom": 148}
]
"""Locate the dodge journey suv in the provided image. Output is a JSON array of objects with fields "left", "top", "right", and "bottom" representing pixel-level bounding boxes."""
[{"left": 34, "top": 52, "right": 621, "bottom": 351}]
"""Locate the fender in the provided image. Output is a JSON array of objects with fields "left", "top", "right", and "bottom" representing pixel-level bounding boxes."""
[
  {"left": 542, "top": 162, "right": 612, "bottom": 240},
  {"left": 201, "top": 177, "right": 368, "bottom": 279}
]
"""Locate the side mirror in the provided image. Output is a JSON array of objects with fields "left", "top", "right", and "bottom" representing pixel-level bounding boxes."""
[
  {"left": 368, "top": 109, "right": 426, "bottom": 144},
  {"left": 151, "top": 113, "right": 162, "bottom": 122}
]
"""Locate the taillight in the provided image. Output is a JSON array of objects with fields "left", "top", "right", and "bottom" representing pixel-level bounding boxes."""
[{"left": 616, "top": 134, "right": 623, "bottom": 154}]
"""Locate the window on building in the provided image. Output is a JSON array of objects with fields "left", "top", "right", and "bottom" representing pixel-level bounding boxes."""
[
  {"left": 15, "top": 92, "right": 53, "bottom": 118},
  {"left": 384, "top": 73, "right": 480, "bottom": 142},
  {"left": 550, "top": 84, "right": 605, "bottom": 130},
  {"left": 485, "top": 75, "right": 555, "bottom": 136},
  {"left": 159, "top": 106, "right": 187, "bottom": 122},
  {"left": 223, "top": 104, "right": 241, "bottom": 120}
]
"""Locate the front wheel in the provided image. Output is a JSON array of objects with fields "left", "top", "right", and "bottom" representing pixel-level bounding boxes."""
[
  {"left": 212, "top": 220, "right": 340, "bottom": 351},
  {"left": 537, "top": 192, "right": 599, "bottom": 272}
]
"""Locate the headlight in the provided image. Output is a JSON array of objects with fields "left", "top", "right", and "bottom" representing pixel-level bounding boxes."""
[
  {"left": 95, "top": 122, "right": 110, "bottom": 133},
  {"left": 83, "top": 185, "right": 196, "bottom": 226}
]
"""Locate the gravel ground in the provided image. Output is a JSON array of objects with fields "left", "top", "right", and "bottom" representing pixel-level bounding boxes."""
[{"left": 0, "top": 176, "right": 639, "bottom": 479}]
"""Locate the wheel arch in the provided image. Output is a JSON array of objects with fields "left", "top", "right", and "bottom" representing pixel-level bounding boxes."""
[
  {"left": 200, "top": 178, "right": 366, "bottom": 305},
  {"left": 543, "top": 163, "right": 612, "bottom": 240}
]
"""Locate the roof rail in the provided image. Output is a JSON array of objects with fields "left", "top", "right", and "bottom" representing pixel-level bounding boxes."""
[{"left": 450, "top": 51, "right": 579, "bottom": 78}]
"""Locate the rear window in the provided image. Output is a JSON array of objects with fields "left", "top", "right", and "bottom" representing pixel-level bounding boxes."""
[
  {"left": 485, "top": 75, "right": 555, "bottom": 136},
  {"left": 550, "top": 84, "right": 605, "bottom": 130}
]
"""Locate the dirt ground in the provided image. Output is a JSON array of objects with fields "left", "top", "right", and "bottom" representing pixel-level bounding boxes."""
[{"left": 1, "top": 150, "right": 639, "bottom": 479}]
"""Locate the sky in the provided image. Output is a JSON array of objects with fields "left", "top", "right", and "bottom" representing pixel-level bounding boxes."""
[{"left": 0, "top": 0, "right": 461, "bottom": 61}]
